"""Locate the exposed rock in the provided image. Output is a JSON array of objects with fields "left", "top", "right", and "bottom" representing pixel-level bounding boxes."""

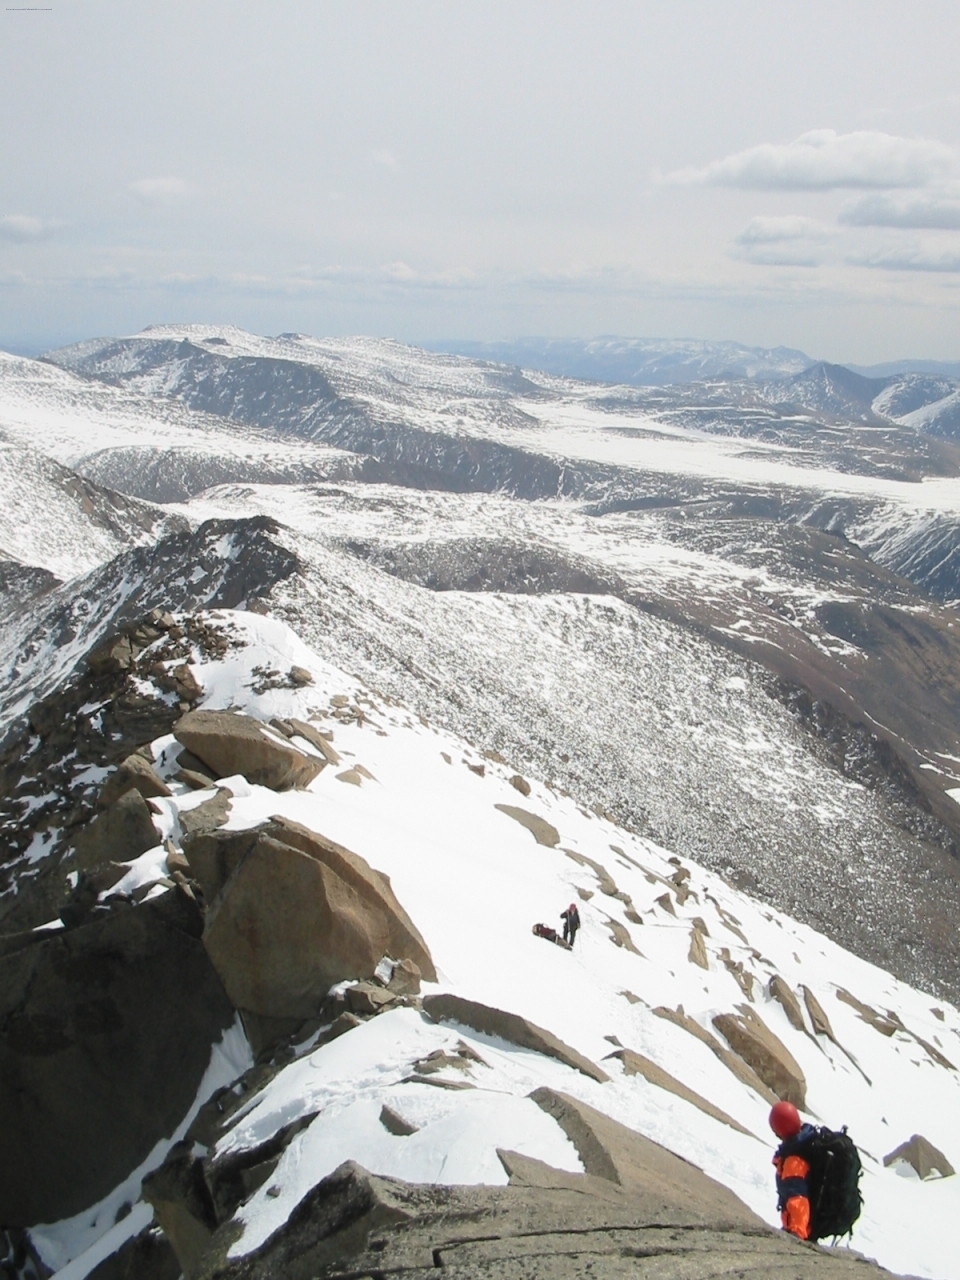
[
  {"left": 509, "top": 774, "right": 531, "bottom": 796},
  {"left": 181, "top": 825, "right": 262, "bottom": 905},
  {"left": 655, "top": 891, "right": 676, "bottom": 916},
  {"left": 72, "top": 787, "right": 160, "bottom": 869},
  {"left": 287, "top": 717, "right": 340, "bottom": 765},
  {"left": 194, "top": 1156, "right": 895, "bottom": 1280},
  {"left": 688, "top": 927, "right": 709, "bottom": 970},
  {"left": 530, "top": 1088, "right": 758, "bottom": 1223},
  {"left": 837, "top": 987, "right": 902, "bottom": 1037},
  {"left": 289, "top": 665, "right": 314, "bottom": 686},
  {"left": 494, "top": 803, "right": 560, "bottom": 847},
  {"left": 801, "top": 985, "right": 836, "bottom": 1039},
  {"left": 202, "top": 818, "right": 435, "bottom": 1018},
  {"left": 178, "top": 788, "right": 233, "bottom": 839},
  {"left": 386, "top": 957, "right": 422, "bottom": 996},
  {"left": 883, "top": 1134, "right": 955, "bottom": 1180},
  {"left": 142, "top": 1145, "right": 218, "bottom": 1280},
  {"left": 0, "top": 890, "right": 234, "bottom": 1226},
  {"left": 344, "top": 982, "right": 397, "bottom": 1015},
  {"left": 605, "top": 1048, "right": 753, "bottom": 1135},
  {"left": 564, "top": 848, "right": 619, "bottom": 896},
  {"left": 604, "top": 916, "right": 642, "bottom": 955},
  {"left": 99, "top": 753, "right": 173, "bottom": 808},
  {"left": 171, "top": 663, "right": 204, "bottom": 702},
  {"left": 653, "top": 1005, "right": 778, "bottom": 1105},
  {"left": 768, "top": 975, "right": 806, "bottom": 1031},
  {"left": 379, "top": 1104, "right": 418, "bottom": 1136},
  {"left": 238, "top": 1009, "right": 306, "bottom": 1059},
  {"left": 467, "top": 761, "right": 486, "bottom": 777},
  {"left": 718, "top": 948, "right": 754, "bottom": 999},
  {"left": 712, "top": 1006, "right": 806, "bottom": 1108},
  {"left": 335, "top": 768, "right": 363, "bottom": 786},
  {"left": 174, "top": 710, "right": 325, "bottom": 790},
  {"left": 422, "top": 992, "right": 609, "bottom": 1083},
  {"left": 86, "top": 1226, "right": 181, "bottom": 1280},
  {"left": 178, "top": 766, "right": 217, "bottom": 790}
]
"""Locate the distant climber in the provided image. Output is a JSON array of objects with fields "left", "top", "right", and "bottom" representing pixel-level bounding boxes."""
[
  {"left": 770, "top": 1101, "right": 862, "bottom": 1243},
  {"left": 561, "top": 902, "right": 581, "bottom": 947}
]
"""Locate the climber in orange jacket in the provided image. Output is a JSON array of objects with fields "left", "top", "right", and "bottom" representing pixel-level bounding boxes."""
[{"left": 770, "top": 1101, "right": 814, "bottom": 1240}]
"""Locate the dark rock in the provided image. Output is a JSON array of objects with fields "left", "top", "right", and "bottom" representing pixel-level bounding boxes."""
[
  {"left": 0, "top": 892, "right": 235, "bottom": 1226},
  {"left": 86, "top": 1226, "right": 180, "bottom": 1280},
  {"left": 98, "top": 754, "right": 172, "bottom": 808},
  {"left": 289, "top": 666, "right": 314, "bottom": 687},
  {"left": 509, "top": 774, "right": 531, "bottom": 796},
  {"left": 387, "top": 957, "right": 421, "bottom": 996},
  {"left": 142, "top": 1145, "right": 218, "bottom": 1280},
  {"left": 72, "top": 788, "right": 160, "bottom": 869},
  {"left": 344, "top": 982, "right": 397, "bottom": 1016},
  {"left": 379, "top": 1104, "right": 418, "bottom": 1136}
]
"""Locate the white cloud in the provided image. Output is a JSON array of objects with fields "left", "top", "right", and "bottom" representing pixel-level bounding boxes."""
[
  {"left": 371, "top": 149, "right": 399, "bottom": 171},
  {"left": 729, "top": 216, "right": 831, "bottom": 267},
  {"left": 734, "top": 216, "right": 831, "bottom": 245},
  {"left": 839, "top": 192, "right": 960, "bottom": 230},
  {"left": 128, "top": 176, "right": 188, "bottom": 203},
  {"left": 662, "top": 130, "right": 957, "bottom": 191},
  {"left": 849, "top": 239, "right": 960, "bottom": 273},
  {"left": 0, "top": 214, "right": 57, "bottom": 242}
]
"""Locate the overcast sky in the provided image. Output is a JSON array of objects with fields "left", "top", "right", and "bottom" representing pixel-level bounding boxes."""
[{"left": 2, "top": 1, "right": 960, "bottom": 361}]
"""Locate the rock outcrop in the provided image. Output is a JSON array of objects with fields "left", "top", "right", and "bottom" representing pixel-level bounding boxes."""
[
  {"left": 174, "top": 711, "right": 325, "bottom": 790},
  {"left": 713, "top": 1007, "right": 806, "bottom": 1108},
  {"left": 0, "top": 888, "right": 234, "bottom": 1226},
  {"left": 494, "top": 803, "right": 560, "bottom": 847},
  {"left": 605, "top": 1048, "right": 753, "bottom": 1135},
  {"left": 179, "top": 1146, "right": 898, "bottom": 1279},
  {"left": 422, "top": 992, "right": 609, "bottom": 1083},
  {"left": 653, "top": 1005, "right": 779, "bottom": 1105},
  {"left": 99, "top": 752, "right": 173, "bottom": 808},
  {"left": 72, "top": 786, "right": 161, "bottom": 869},
  {"left": 197, "top": 818, "right": 435, "bottom": 1018},
  {"left": 883, "top": 1134, "right": 955, "bottom": 1180}
]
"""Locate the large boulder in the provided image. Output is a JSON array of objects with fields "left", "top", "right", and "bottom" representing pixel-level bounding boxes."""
[
  {"left": 72, "top": 787, "right": 160, "bottom": 869},
  {"left": 0, "top": 889, "right": 235, "bottom": 1226},
  {"left": 200, "top": 818, "right": 435, "bottom": 1019},
  {"left": 174, "top": 711, "right": 325, "bottom": 790},
  {"left": 493, "top": 804, "right": 560, "bottom": 847},
  {"left": 712, "top": 1006, "right": 806, "bottom": 1109}
]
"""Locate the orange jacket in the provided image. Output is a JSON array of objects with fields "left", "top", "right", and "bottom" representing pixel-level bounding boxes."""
[{"left": 773, "top": 1149, "right": 811, "bottom": 1240}]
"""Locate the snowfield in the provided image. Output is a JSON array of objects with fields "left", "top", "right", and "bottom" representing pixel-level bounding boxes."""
[{"left": 36, "top": 610, "right": 960, "bottom": 1280}]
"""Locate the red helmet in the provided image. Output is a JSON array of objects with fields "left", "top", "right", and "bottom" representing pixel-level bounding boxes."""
[{"left": 769, "top": 1101, "right": 802, "bottom": 1140}]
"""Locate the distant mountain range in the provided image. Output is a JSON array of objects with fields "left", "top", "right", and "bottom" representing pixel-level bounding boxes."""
[{"left": 426, "top": 335, "right": 960, "bottom": 387}]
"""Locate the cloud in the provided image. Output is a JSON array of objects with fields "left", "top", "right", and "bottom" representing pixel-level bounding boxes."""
[
  {"left": 662, "top": 130, "right": 957, "bottom": 191},
  {"left": 849, "top": 240, "right": 960, "bottom": 273},
  {"left": 734, "top": 216, "right": 831, "bottom": 245},
  {"left": 0, "top": 215, "right": 58, "bottom": 242},
  {"left": 729, "top": 216, "right": 831, "bottom": 267},
  {"left": 371, "top": 149, "right": 399, "bottom": 170},
  {"left": 128, "top": 176, "right": 188, "bottom": 203},
  {"left": 839, "top": 192, "right": 960, "bottom": 229}
]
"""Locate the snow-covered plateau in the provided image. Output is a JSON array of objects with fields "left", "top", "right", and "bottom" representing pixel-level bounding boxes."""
[{"left": 2, "top": 327, "right": 960, "bottom": 1278}]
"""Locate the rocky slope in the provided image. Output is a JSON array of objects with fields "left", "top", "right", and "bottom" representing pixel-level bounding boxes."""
[{"left": 2, "top": 608, "right": 957, "bottom": 1280}]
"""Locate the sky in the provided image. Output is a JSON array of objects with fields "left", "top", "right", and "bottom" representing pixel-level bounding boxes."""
[{"left": 2, "top": 1, "right": 960, "bottom": 363}]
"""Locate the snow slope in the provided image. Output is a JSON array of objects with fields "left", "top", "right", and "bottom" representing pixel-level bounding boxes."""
[{"left": 42, "top": 609, "right": 960, "bottom": 1280}]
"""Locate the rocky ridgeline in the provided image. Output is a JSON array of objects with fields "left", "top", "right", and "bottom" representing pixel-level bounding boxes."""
[{"left": 0, "top": 611, "right": 935, "bottom": 1279}]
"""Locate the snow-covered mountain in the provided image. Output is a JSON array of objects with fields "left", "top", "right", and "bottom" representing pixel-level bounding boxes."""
[
  {"left": 8, "top": 609, "right": 960, "bottom": 1280},
  {"left": 425, "top": 336, "right": 815, "bottom": 385},
  {"left": 3, "top": 325, "right": 960, "bottom": 1278}
]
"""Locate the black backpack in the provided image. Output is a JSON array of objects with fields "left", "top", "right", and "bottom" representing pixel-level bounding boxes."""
[{"left": 803, "top": 1126, "right": 863, "bottom": 1241}]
